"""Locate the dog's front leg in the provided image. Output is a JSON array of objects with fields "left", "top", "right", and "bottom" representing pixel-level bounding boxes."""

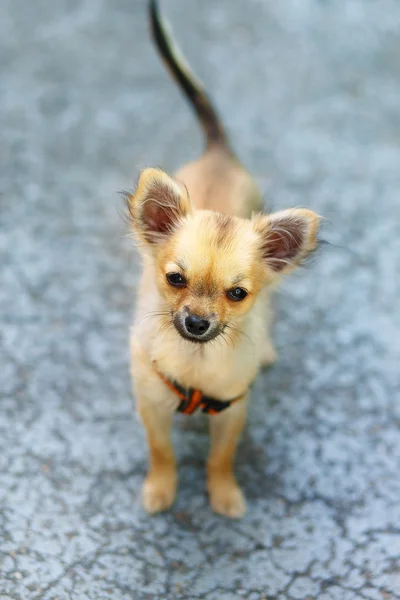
[
  {"left": 207, "top": 397, "right": 248, "bottom": 518},
  {"left": 137, "top": 396, "right": 177, "bottom": 514}
]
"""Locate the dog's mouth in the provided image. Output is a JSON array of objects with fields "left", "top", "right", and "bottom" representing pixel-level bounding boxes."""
[{"left": 172, "top": 313, "right": 221, "bottom": 344}]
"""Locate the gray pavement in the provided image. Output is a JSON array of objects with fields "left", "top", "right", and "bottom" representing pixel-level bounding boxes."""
[{"left": 1, "top": 0, "right": 400, "bottom": 598}]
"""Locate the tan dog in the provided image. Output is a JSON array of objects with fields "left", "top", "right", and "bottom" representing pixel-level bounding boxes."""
[{"left": 126, "top": 0, "right": 320, "bottom": 518}]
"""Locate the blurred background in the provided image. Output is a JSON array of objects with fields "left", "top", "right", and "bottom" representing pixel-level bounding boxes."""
[{"left": 1, "top": 0, "right": 400, "bottom": 598}]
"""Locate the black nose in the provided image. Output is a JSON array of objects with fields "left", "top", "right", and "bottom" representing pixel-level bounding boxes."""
[{"left": 185, "top": 314, "right": 210, "bottom": 336}]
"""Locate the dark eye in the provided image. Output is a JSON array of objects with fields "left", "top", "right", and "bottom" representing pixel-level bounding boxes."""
[
  {"left": 227, "top": 287, "right": 248, "bottom": 301},
  {"left": 166, "top": 272, "right": 186, "bottom": 288}
]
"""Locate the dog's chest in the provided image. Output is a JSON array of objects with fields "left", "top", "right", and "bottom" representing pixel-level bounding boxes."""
[{"left": 151, "top": 329, "right": 261, "bottom": 400}]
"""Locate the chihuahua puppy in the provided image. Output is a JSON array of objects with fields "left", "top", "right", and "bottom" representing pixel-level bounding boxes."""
[{"left": 126, "top": 0, "right": 320, "bottom": 518}]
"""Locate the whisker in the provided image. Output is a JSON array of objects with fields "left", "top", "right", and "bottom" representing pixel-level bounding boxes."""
[
  {"left": 158, "top": 320, "right": 174, "bottom": 337},
  {"left": 225, "top": 323, "right": 255, "bottom": 348},
  {"left": 136, "top": 310, "right": 172, "bottom": 324},
  {"left": 222, "top": 330, "right": 235, "bottom": 350},
  {"left": 218, "top": 331, "right": 230, "bottom": 350}
]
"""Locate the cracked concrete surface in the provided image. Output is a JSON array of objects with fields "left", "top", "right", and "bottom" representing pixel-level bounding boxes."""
[{"left": 1, "top": 0, "right": 400, "bottom": 598}]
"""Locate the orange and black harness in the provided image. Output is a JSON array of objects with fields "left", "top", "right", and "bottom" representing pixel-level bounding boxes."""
[{"left": 156, "top": 369, "right": 245, "bottom": 415}]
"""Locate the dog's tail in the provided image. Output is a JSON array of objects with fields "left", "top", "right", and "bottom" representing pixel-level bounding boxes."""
[{"left": 149, "top": 0, "right": 230, "bottom": 150}]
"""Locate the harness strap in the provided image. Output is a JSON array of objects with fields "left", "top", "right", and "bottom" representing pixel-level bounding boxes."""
[{"left": 155, "top": 369, "right": 245, "bottom": 415}]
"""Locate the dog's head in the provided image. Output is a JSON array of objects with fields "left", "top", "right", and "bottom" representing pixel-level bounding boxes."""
[{"left": 127, "top": 168, "right": 320, "bottom": 344}]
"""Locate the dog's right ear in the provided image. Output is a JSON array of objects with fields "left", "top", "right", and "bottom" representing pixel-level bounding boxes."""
[{"left": 126, "top": 168, "right": 192, "bottom": 245}]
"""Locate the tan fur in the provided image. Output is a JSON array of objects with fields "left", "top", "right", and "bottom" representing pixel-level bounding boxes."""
[
  {"left": 175, "top": 146, "right": 261, "bottom": 218},
  {"left": 129, "top": 163, "right": 320, "bottom": 518},
  {"left": 128, "top": 1, "right": 321, "bottom": 518}
]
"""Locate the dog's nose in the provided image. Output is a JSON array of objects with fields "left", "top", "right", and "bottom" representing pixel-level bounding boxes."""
[{"left": 185, "top": 314, "right": 210, "bottom": 336}]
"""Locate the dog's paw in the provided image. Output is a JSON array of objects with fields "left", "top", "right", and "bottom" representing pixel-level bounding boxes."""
[
  {"left": 209, "top": 478, "right": 247, "bottom": 519},
  {"left": 260, "top": 341, "right": 278, "bottom": 368},
  {"left": 142, "top": 473, "right": 176, "bottom": 514}
]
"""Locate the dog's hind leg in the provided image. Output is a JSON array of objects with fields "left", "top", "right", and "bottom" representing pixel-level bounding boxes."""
[{"left": 260, "top": 293, "right": 278, "bottom": 368}]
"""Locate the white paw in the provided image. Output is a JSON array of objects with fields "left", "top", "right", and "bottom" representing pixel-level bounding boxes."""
[
  {"left": 209, "top": 479, "right": 247, "bottom": 519},
  {"left": 142, "top": 474, "right": 176, "bottom": 514}
]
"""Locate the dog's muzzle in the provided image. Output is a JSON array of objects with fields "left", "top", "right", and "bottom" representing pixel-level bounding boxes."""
[{"left": 173, "top": 310, "right": 221, "bottom": 343}]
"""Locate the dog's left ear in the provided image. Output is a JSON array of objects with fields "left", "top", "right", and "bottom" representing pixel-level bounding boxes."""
[
  {"left": 253, "top": 208, "right": 320, "bottom": 275},
  {"left": 126, "top": 168, "right": 192, "bottom": 246}
]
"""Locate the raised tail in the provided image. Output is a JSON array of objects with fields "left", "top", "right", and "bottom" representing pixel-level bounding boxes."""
[{"left": 149, "top": 0, "right": 230, "bottom": 150}]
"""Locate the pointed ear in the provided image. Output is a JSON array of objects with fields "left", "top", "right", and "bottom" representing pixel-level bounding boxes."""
[
  {"left": 253, "top": 208, "right": 320, "bottom": 274},
  {"left": 126, "top": 168, "right": 192, "bottom": 245}
]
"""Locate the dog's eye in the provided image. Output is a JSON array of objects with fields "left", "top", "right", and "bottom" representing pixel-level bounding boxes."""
[
  {"left": 166, "top": 272, "right": 186, "bottom": 287},
  {"left": 227, "top": 287, "right": 248, "bottom": 301}
]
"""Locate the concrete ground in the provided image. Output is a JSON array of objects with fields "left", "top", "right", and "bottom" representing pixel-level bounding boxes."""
[{"left": 1, "top": 0, "right": 400, "bottom": 598}]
